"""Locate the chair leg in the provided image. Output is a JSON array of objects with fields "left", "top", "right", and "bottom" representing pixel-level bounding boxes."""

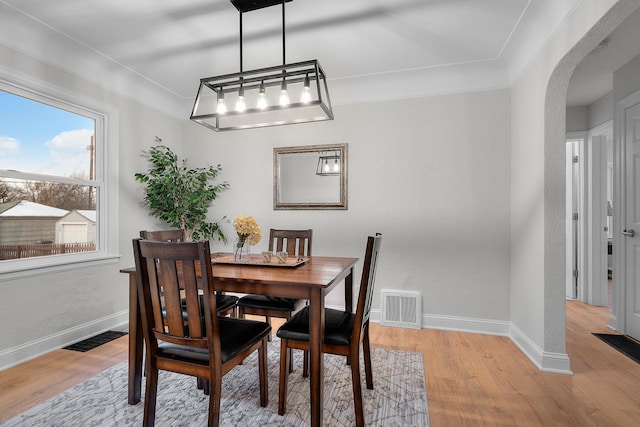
[
  {"left": 302, "top": 350, "right": 309, "bottom": 378},
  {"left": 266, "top": 316, "right": 272, "bottom": 342},
  {"left": 197, "top": 377, "right": 212, "bottom": 393},
  {"left": 350, "top": 349, "right": 365, "bottom": 427},
  {"left": 278, "top": 338, "right": 290, "bottom": 415},
  {"left": 208, "top": 375, "right": 222, "bottom": 427},
  {"left": 237, "top": 307, "right": 246, "bottom": 366},
  {"left": 258, "top": 337, "right": 269, "bottom": 407},
  {"left": 288, "top": 348, "right": 294, "bottom": 373},
  {"left": 143, "top": 362, "right": 158, "bottom": 427},
  {"left": 363, "top": 323, "right": 373, "bottom": 389}
]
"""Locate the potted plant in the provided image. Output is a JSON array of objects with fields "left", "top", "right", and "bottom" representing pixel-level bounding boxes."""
[{"left": 135, "top": 145, "right": 229, "bottom": 242}]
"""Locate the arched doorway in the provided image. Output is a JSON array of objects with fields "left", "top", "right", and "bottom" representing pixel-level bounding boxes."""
[{"left": 545, "top": 0, "right": 640, "bottom": 363}]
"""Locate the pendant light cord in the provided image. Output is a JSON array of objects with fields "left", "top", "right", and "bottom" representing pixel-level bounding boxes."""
[
  {"left": 282, "top": 0, "right": 286, "bottom": 66},
  {"left": 239, "top": 11, "right": 243, "bottom": 73}
]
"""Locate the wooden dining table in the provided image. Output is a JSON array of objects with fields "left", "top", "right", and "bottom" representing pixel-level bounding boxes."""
[{"left": 120, "top": 253, "right": 358, "bottom": 427}]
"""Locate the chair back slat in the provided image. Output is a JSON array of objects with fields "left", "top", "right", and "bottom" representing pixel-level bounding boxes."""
[
  {"left": 144, "top": 255, "right": 166, "bottom": 333},
  {"left": 183, "top": 265, "right": 205, "bottom": 337},
  {"left": 354, "top": 233, "right": 382, "bottom": 339},
  {"left": 268, "top": 229, "right": 312, "bottom": 256},
  {"left": 158, "top": 257, "right": 185, "bottom": 335}
]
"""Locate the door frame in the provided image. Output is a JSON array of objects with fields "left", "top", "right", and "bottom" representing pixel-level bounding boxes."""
[
  {"left": 612, "top": 89, "right": 640, "bottom": 332},
  {"left": 587, "top": 121, "right": 612, "bottom": 307},
  {"left": 566, "top": 122, "right": 612, "bottom": 307}
]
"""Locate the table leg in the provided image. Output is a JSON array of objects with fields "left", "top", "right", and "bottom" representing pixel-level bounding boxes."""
[
  {"left": 308, "top": 288, "right": 325, "bottom": 427},
  {"left": 127, "top": 274, "right": 143, "bottom": 405}
]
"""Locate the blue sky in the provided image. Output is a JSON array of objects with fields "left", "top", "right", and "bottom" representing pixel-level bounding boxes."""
[{"left": 0, "top": 90, "right": 94, "bottom": 178}]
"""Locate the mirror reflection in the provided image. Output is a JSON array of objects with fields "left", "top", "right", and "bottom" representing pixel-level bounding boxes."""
[{"left": 274, "top": 143, "right": 347, "bottom": 210}]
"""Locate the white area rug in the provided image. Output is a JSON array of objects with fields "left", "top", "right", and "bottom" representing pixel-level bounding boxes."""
[{"left": 3, "top": 339, "right": 429, "bottom": 426}]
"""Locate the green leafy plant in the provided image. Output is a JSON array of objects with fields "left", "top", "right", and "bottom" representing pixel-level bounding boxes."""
[{"left": 135, "top": 145, "right": 229, "bottom": 242}]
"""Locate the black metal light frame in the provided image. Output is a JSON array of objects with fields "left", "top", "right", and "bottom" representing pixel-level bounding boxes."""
[{"left": 190, "top": 0, "right": 333, "bottom": 132}]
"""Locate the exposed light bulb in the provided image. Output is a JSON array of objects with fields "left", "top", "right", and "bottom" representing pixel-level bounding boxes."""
[
  {"left": 300, "top": 74, "right": 312, "bottom": 104},
  {"left": 257, "top": 81, "right": 268, "bottom": 110},
  {"left": 300, "top": 87, "right": 312, "bottom": 104},
  {"left": 236, "top": 96, "right": 246, "bottom": 112},
  {"left": 280, "top": 79, "right": 290, "bottom": 106},
  {"left": 280, "top": 90, "right": 290, "bottom": 106},
  {"left": 235, "top": 86, "right": 246, "bottom": 112},
  {"left": 216, "top": 91, "right": 227, "bottom": 114},
  {"left": 333, "top": 159, "right": 339, "bottom": 172},
  {"left": 323, "top": 159, "right": 330, "bottom": 172}
]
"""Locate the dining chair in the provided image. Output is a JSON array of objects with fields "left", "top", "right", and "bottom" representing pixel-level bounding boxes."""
[
  {"left": 276, "top": 233, "right": 382, "bottom": 427},
  {"left": 139, "top": 229, "right": 239, "bottom": 394},
  {"left": 236, "top": 228, "right": 311, "bottom": 374},
  {"left": 132, "top": 238, "right": 270, "bottom": 427},
  {"left": 139, "top": 229, "right": 238, "bottom": 317},
  {"left": 237, "top": 229, "right": 311, "bottom": 328}
]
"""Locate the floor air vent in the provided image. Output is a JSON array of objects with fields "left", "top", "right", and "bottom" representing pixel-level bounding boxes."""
[{"left": 380, "top": 290, "right": 421, "bottom": 329}]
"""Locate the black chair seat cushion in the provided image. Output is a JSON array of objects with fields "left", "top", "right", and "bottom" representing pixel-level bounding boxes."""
[
  {"left": 158, "top": 317, "right": 271, "bottom": 364},
  {"left": 216, "top": 294, "right": 239, "bottom": 313},
  {"left": 276, "top": 307, "right": 355, "bottom": 346},
  {"left": 237, "top": 295, "right": 304, "bottom": 312}
]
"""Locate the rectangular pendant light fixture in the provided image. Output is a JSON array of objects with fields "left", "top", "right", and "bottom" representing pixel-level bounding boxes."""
[{"left": 190, "top": 0, "right": 333, "bottom": 132}]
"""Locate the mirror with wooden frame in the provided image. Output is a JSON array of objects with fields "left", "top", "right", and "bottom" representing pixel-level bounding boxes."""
[{"left": 274, "top": 143, "right": 347, "bottom": 210}]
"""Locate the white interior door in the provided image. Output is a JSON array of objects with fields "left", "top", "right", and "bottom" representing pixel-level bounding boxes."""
[
  {"left": 624, "top": 101, "right": 640, "bottom": 340},
  {"left": 588, "top": 134, "right": 609, "bottom": 307}
]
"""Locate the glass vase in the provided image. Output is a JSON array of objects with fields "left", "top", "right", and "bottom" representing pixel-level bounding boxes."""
[{"left": 234, "top": 238, "right": 250, "bottom": 262}]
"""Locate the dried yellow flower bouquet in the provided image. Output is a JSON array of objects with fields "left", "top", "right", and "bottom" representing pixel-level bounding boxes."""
[{"left": 233, "top": 215, "right": 263, "bottom": 246}]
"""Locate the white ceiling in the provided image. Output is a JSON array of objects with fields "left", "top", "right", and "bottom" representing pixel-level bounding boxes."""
[
  {"left": 0, "top": 0, "right": 613, "bottom": 118},
  {"left": 566, "top": 5, "right": 640, "bottom": 107}
]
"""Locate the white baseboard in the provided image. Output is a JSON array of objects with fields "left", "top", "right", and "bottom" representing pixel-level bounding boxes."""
[
  {"left": 608, "top": 313, "right": 617, "bottom": 331},
  {"left": 369, "top": 308, "right": 572, "bottom": 375},
  {"left": 509, "top": 323, "right": 573, "bottom": 375},
  {"left": 369, "top": 308, "right": 510, "bottom": 336},
  {"left": 2, "top": 307, "right": 573, "bottom": 375},
  {"left": 0, "top": 310, "right": 129, "bottom": 371}
]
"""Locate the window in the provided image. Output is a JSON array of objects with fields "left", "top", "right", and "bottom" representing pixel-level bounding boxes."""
[{"left": 0, "top": 74, "right": 119, "bottom": 279}]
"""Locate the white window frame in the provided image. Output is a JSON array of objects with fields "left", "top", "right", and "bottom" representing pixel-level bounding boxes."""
[{"left": 0, "top": 70, "right": 119, "bottom": 280}]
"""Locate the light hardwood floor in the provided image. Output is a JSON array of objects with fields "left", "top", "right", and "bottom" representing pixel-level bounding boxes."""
[{"left": 1, "top": 301, "right": 639, "bottom": 426}]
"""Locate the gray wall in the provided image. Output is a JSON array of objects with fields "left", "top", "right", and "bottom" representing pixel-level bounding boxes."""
[
  {"left": 566, "top": 92, "right": 614, "bottom": 132},
  {"left": 566, "top": 106, "right": 589, "bottom": 132},
  {"left": 589, "top": 92, "right": 614, "bottom": 128},
  {"left": 184, "top": 90, "right": 512, "bottom": 319}
]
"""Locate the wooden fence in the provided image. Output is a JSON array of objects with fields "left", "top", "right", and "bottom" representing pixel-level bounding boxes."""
[{"left": 0, "top": 242, "right": 96, "bottom": 260}]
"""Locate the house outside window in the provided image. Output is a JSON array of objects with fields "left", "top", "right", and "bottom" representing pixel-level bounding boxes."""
[{"left": 0, "top": 75, "right": 119, "bottom": 278}]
